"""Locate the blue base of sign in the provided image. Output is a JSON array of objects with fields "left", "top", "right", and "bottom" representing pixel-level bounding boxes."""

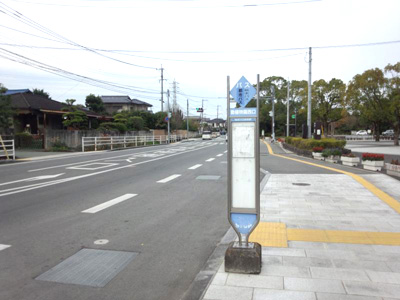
[{"left": 231, "top": 213, "right": 257, "bottom": 235}]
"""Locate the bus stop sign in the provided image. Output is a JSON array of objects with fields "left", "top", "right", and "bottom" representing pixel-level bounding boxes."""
[{"left": 230, "top": 76, "right": 257, "bottom": 107}]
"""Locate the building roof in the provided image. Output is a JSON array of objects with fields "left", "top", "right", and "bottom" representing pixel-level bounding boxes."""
[
  {"left": 208, "top": 118, "right": 226, "bottom": 123},
  {"left": 101, "top": 95, "right": 152, "bottom": 107},
  {"left": 11, "top": 93, "right": 65, "bottom": 111},
  {"left": 3, "top": 89, "right": 31, "bottom": 95}
]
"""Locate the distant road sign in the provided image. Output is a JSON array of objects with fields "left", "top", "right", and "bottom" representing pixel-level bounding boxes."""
[
  {"left": 196, "top": 108, "right": 203, "bottom": 112},
  {"left": 230, "top": 76, "right": 257, "bottom": 108},
  {"left": 292, "top": 114, "right": 296, "bottom": 119}
]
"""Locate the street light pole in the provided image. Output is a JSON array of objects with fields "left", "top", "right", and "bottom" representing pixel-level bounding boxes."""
[{"left": 167, "top": 90, "right": 170, "bottom": 144}]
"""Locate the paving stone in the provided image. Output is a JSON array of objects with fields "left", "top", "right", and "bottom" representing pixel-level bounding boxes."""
[
  {"left": 288, "top": 241, "right": 326, "bottom": 249},
  {"left": 373, "top": 245, "right": 400, "bottom": 254},
  {"left": 253, "top": 288, "right": 316, "bottom": 300},
  {"left": 310, "top": 266, "right": 369, "bottom": 281},
  {"left": 284, "top": 277, "right": 345, "bottom": 293},
  {"left": 366, "top": 270, "right": 400, "bottom": 284},
  {"left": 202, "top": 284, "right": 253, "bottom": 300},
  {"left": 324, "top": 243, "right": 373, "bottom": 253},
  {"left": 306, "top": 249, "right": 357, "bottom": 260},
  {"left": 388, "top": 262, "right": 400, "bottom": 272},
  {"left": 226, "top": 273, "right": 283, "bottom": 289},
  {"left": 261, "top": 256, "right": 283, "bottom": 265},
  {"left": 211, "top": 273, "right": 228, "bottom": 285},
  {"left": 344, "top": 281, "right": 400, "bottom": 298},
  {"left": 283, "top": 256, "right": 333, "bottom": 268},
  {"left": 262, "top": 247, "right": 306, "bottom": 257},
  {"left": 261, "top": 265, "right": 311, "bottom": 278},
  {"left": 333, "top": 259, "right": 391, "bottom": 272},
  {"left": 316, "top": 292, "right": 382, "bottom": 300}
]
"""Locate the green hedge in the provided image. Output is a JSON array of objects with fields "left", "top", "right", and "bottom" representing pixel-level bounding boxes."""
[{"left": 285, "top": 137, "right": 346, "bottom": 150}]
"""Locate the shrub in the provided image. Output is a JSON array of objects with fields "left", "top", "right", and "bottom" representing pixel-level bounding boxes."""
[
  {"left": 99, "top": 122, "right": 127, "bottom": 133},
  {"left": 50, "top": 141, "right": 70, "bottom": 152},
  {"left": 362, "top": 153, "right": 384, "bottom": 161},
  {"left": 15, "top": 132, "right": 33, "bottom": 147},
  {"left": 342, "top": 152, "right": 356, "bottom": 158},
  {"left": 285, "top": 137, "right": 346, "bottom": 151},
  {"left": 391, "top": 159, "right": 400, "bottom": 165},
  {"left": 312, "top": 146, "right": 324, "bottom": 152}
]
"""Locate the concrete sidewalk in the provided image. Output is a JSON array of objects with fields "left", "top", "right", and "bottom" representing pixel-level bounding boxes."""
[{"left": 202, "top": 146, "right": 400, "bottom": 300}]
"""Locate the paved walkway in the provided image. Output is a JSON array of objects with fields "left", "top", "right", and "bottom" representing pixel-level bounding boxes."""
[{"left": 202, "top": 143, "right": 400, "bottom": 300}]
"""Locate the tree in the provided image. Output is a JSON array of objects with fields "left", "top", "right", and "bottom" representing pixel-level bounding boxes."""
[
  {"left": 346, "top": 68, "right": 390, "bottom": 141},
  {"left": 33, "top": 88, "right": 51, "bottom": 99},
  {"left": 0, "top": 84, "right": 14, "bottom": 133},
  {"left": 62, "top": 110, "right": 88, "bottom": 129},
  {"left": 130, "top": 116, "right": 145, "bottom": 131},
  {"left": 85, "top": 94, "right": 105, "bottom": 114},
  {"left": 154, "top": 111, "right": 167, "bottom": 129},
  {"left": 312, "top": 78, "right": 346, "bottom": 135},
  {"left": 385, "top": 62, "right": 400, "bottom": 146}
]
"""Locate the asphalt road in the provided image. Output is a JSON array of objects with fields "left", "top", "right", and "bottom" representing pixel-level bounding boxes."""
[{"left": 0, "top": 139, "right": 230, "bottom": 300}]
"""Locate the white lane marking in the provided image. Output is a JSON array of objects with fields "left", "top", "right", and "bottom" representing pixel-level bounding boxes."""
[
  {"left": 188, "top": 164, "right": 202, "bottom": 170},
  {"left": 67, "top": 163, "right": 118, "bottom": 170},
  {"left": 0, "top": 143, "right": 216, "bottom": 198},
  {"left": 0, "top": 244, "right": 11, "bottom": 251},
  {"left": 157, "top": 174, "right": 181, "bottom": 183},
  {"left": 0, "top": 173, "right": 64, "bottom": 187},
  {"left": 216, "top": 154, "right": 223, "bottom": 157},
  {"left": 82, "top": 194, "right": 137, "bottom": 214},
  {"left": 224, "top": 151, "right": 227, "bottom": 153},
  {"left": 206, "top": 158, "right": 215, "bottom": 162}
]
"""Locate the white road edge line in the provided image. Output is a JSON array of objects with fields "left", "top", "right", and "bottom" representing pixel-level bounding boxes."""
[
  {"left": 82, "top": 194, "right": 137, "bottom": 214},
  {"left": 0, "top": 244, "right": 11, "bottom": 251},
  {"left": 224, "top": 151, "right": 227, "bottom": 153},
  {"left": 206, "top": 158, "right": 215, "bottom": 162},
  {"left": 157, "top": 174, "right": 181, "bottom": 183},
  {"left": 216, "top": 154, "right": 223, "bottom": 157},
  {"left": 188, "top": 164, "right": 202, "bottom": 170}
]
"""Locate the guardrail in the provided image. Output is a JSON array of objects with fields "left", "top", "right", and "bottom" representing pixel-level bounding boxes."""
[
  {"left": 334, "top": 135, "right": 395, "bottom": 141},
  {"left": 81, "top": 135, "right": 186, "bottom": 152},
  {"left": 0, "top": 139, "right": 15, "bottom": 160}
]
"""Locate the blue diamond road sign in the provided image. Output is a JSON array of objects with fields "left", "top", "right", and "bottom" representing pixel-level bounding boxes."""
[{"left": 230, "top": 76, "right": 257, "bottom": 107}]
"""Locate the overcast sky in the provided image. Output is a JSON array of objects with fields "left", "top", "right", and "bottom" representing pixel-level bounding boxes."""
[{"left": 1, "top": 0, "right": 399, "bottom": 120}]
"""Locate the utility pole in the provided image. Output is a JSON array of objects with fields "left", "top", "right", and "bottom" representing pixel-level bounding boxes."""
[
  {"left": 158, "top": 65, "right": 166, "bottom": 112},
  {"left": 217, "top": 105, "right": 220, "bottom": 131},
  {"left": 187, "top": 99, "right": 189, "bottom": 138},
  {"left": 307, "top": 47, "right": 312, "bottom": 138},
  {"left": 167, "top": 89, "right": 170, "bottom": 144},
  {"left": 201, "top": 99, "right": 204, "bottom": 133},
  {"left": 286, "top": 79, "right": 290, "bottom": 137},
  {"left": 271, "top": 86, "right": 275, "bottom": 141}
]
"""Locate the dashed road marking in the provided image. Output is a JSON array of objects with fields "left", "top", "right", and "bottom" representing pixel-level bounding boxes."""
[
  {"left": 82, "top": 194, "right": 137, "bottom": 214},
  {"left": 157, "top": 174, "right": 181, "bottom": 183},
  {"left": 0, "top": 244, "right": 11, "bottom": 251},
  {"left": 67, "top": 163, "right": 118, "bottom": 171},
  {"left": 188, "top": 164, "right": 202, "bottom": 170},
  {"left": 216, "top": 154, "right": 223, "bottom": 157},
  {"left": 224, "top": 151, "right": 227, "bottom": 153},
  {"left": 205, "top": 158, "right": 215, "bottom": 162}
]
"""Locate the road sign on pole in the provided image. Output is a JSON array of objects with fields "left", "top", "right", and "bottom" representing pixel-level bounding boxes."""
[{"left": 225, "top": 75, "right": 261, "bottom": 274}]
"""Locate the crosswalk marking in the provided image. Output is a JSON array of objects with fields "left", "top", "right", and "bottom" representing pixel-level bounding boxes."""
[{"left": 0, "top": 244, "right": 11, "bottom": 251}]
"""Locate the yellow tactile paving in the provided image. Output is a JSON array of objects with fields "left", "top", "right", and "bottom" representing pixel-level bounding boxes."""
[
  {"left": 250, "top": 223, "right": 400, "bottom": 246},
  {"left": 249, "top": 222, "right": 288, "bottom": 247}
]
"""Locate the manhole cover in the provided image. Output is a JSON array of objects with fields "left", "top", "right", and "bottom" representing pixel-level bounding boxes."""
[
  {"left": 36, "top": 249, "right": 138, "bottom": 287},
  {"left": 196, "top": 175, "right": 221, "bottom": 180},
  {"left": 292, "top": 183, "right": 311, "bottom": 186}
]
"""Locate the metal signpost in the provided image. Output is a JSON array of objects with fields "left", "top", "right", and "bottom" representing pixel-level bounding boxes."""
[{"left": 225, "top": 75, "right": 261, "bottom": 274}]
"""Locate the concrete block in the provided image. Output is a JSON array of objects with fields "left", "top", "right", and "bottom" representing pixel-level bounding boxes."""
[
  {"left": 261, "top": 265, "right": 311, "bottom": 278},
  {"left": 225, "top": 242, "right": 261, "bottom": 274},
  {"left": 366, "top": 270, "right": 400, "bottom": 284},
  {"left": 284, "top": 277, "right": 345, "bottom": 293}
]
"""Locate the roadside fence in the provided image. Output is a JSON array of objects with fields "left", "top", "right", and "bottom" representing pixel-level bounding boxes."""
[
  {"left": 82, "top": 135, "right": 186, "bottom": 152},
  {"left": 0, "top": 138, "right": 15, "bottom": 161}
]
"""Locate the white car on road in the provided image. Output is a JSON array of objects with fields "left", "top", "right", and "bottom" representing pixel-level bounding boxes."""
[{"left": 356, "top": 130, "right": 368, "bottom": 136}]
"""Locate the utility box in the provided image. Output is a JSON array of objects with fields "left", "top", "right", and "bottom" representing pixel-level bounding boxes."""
[{"left": 313, "top": 122, "right": 322, "bottom": 140}]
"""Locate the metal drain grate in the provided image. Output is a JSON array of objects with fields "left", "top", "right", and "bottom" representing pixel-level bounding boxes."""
[
  {"left": 196, "top": 175, "right": 221, "bottom": 180},
  {"left": 292, "top": 183, "right": 311, "bottom": 186},
  {"left": 36, "top": 249, "right": 138, "bottom": 287}
]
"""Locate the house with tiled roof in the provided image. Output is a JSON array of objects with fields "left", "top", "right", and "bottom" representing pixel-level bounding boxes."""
[{"left": 101, "top": 95, "right": 152, "bottom": 115}]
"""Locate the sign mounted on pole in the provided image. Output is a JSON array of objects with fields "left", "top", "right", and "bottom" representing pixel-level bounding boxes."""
[
  {"left": 230, "top": 76, "right": 257, "bottom": 108},
  {"left": 196, "top": 108, "right": 203, "bottom": 112},
  {"left": 225, "top": 75, "right": 261, "bottom": 274}
]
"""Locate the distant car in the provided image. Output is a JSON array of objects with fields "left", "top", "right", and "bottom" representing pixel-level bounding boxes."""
[
  {"left": 356, "top": 130, "right": 368, "bottom": 136},
  {"left": 202, "top": 131, "right": 212, "bottom": 140},
  {"left": 382, "top": 129, "right": 394, "bottom": 137}
]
